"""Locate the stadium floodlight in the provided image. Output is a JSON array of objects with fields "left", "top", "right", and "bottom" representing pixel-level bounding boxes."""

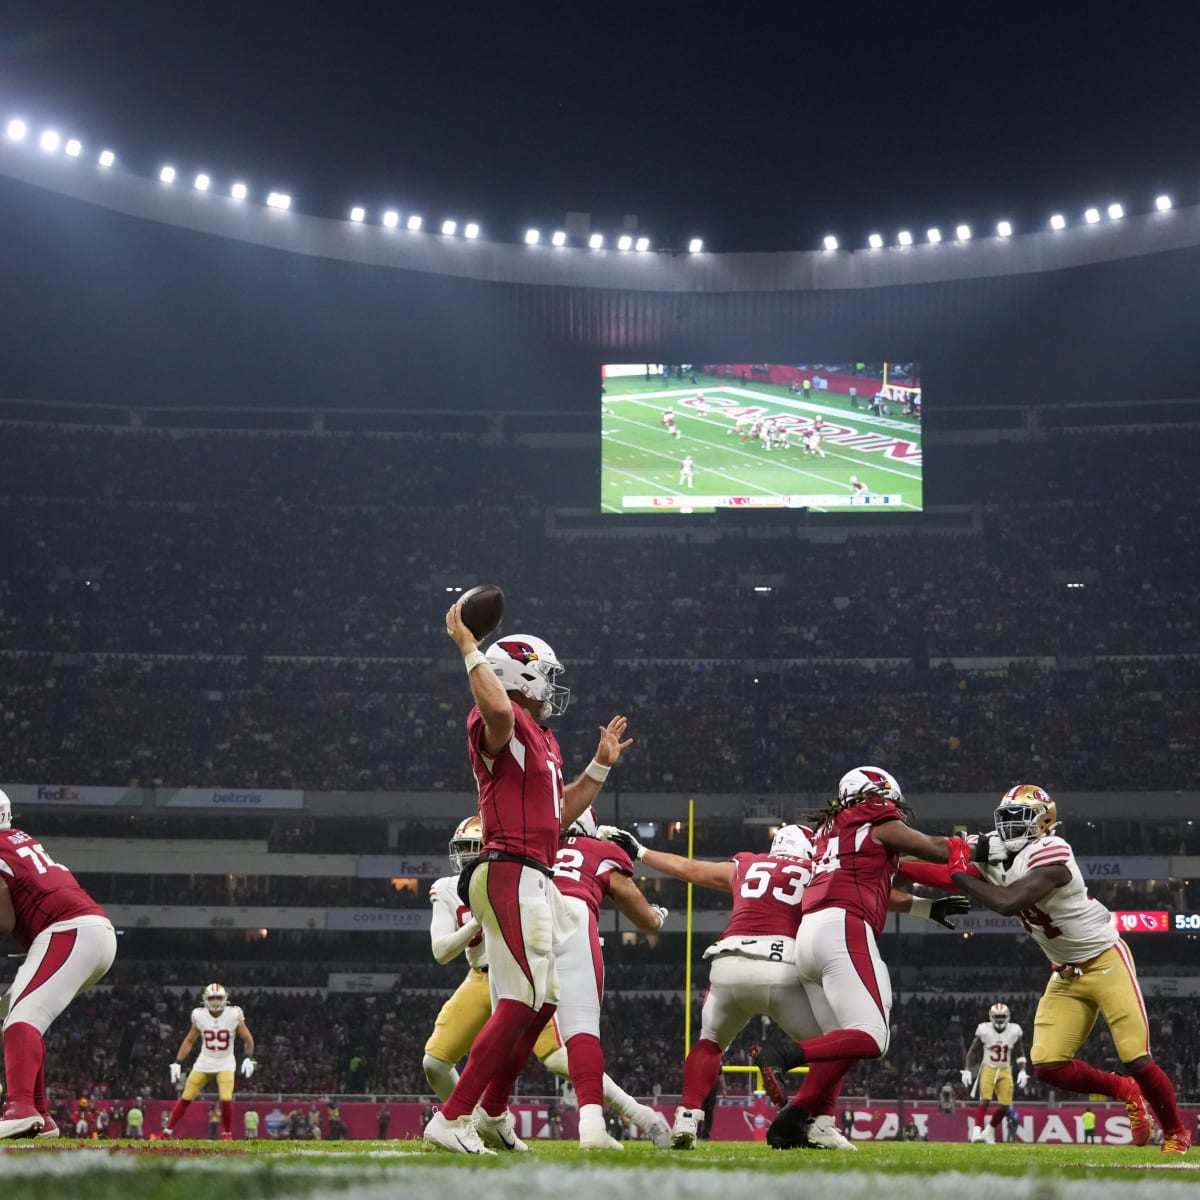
[
  {"left": 39, "top": 129, "right": 60, "bottom": 153},
  {"left": 588, "top": 233, "right": 604, "bottom": 249},
  {"left": 464, "top": 222, "right": 480, "bottom": 239},
  {"left": 98, "top": 149, "right": 115, "bottom": 167},
  {"left": 406, "top": 214, "right": 422, "bottom": 230},
  {"left": 382, "top": 210, "right": 399, "bottom": 228},
  {"left": 159, "top": 165, "right": 176, "bottom": 184},
  {"left": 266, "top": 192, "right": 291, "bottom": 210},
  {"left": 687, "top": 237, "right": 703, "bottom": 253},
  {"left": 635, "top": 236, "right": 650, "bottom": 252},
  {"left": 868, "top": 233, "right": 883, "bottom": 249},
  {"left": 65, "top": 138, "right": 82, "bottom": 158},
  {"left": 1084, "top": 207, "right": 1100, "bottom": 224},
  {"left": 551, "top": 230, "right": 567, "bottom": 246},
  {"left": 6, "top": 118, "right": 27, "bottom": 142},
  {"left": 1050, "top": 213, "right": 1066, "bottom": 230},
  {"left": 525, "top": 228, "right": 540, "bottom": 245},
  {"left": 350, "top": 206, "right": 366, "bottom": 222},
  {"left": 1155, "top": 194, "right": 1172, "bottom": 211},
  {"left": 956, "top": 224, "right": 971, "bottom": 241},
  {"left": 897, "top": 229, "right": 913, "bottom": 246},
  {"left": 231, "top": 181, "right": 247, "bottom": 200},
  {"left": 927, "top": 227, "right": 942, "bottom": 243},
  {"left": 441, "top": 219, "right": 457, "bottom": 236},
  {"left": 823, "top": 235, "right": 838, "bottom": 251},
  {"left": 617, "top": 234, "right": 633, "bottom": 251},
  {"left": 194, "top": 173, "right": 211, "bottom": 192},
  {"left": 1107, "top": 203, "right": 1124, "bottom": 221},
  {"left": 996, "top": 220, "right": 1012, "bottom": 238}
]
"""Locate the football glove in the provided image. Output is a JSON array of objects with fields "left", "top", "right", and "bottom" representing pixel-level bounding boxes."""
[
  {"left": 973, "top": 832, "right": 1008, "bottom": 865},
  {"left": 960, "top": 1069, "right": 973, "bottom": 1088},
  {"left": 946, "top": 836, "right": 972, "bottom": 875},
  {"left": 1017, "top": 1069, "right": 1029, "bottom": 1089},
  {"left": 240, "top": 1058, "right": 256, "bottom": 1079},
  {"left": 169, "top": 1062, "right": 182, "bottom": 1084},
  {"left": 596, "top": 824, "right": 645, "bottom": 861},
  {"left": 930, "top": 895, "right": 970, "bottom": 929},
  {"left": 649, "top": 904, "right": 668, "bottom": 930}
]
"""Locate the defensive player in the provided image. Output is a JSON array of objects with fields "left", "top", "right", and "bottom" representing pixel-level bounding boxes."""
[
  {"left": 0, "top": 790, "right": 117, "bottom": 1139},
  {"left": 679, "top": 455, "right": 695, "bottom": 488},
  {"left": 662, "top": 408, "right": 680, "bottom": 438},
  {"left": 962, "top": 1002, "right": 1027, "bottom": 1143},
  {"left": 849, "top": 476, "right": 869, "bottom": 498},
  {"left": 906, "top": 784, "right": 1190, "bottom": 1156},
  {"left": 552, "top": 809, "right": 671, "bottom": 1149},
  {"left": 427, "top": 604, "right": 632, "bottom": 1154},
  {"left": 766, "top": 767, "right": 971, "bottom": 1148},
  {"left": 164, "top": 984, "right": 256, "bottom": 1139}
]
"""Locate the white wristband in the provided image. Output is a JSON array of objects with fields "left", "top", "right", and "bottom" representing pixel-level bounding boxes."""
[
  {"left": 584, "top": 758, "right": 611, "bottom": 783},
  {"left": 1016, "top": 1056, "right": 1027, "bottom": 1066},
  {"left": 908, "top": 897, "right": 932, "bottom": 920},
  {"left": 463, "top": 649, "right": 487, "bottom": 674}
]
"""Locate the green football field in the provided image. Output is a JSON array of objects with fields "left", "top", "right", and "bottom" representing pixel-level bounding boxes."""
[
  {"left": 3, "top": 1138, "right": 1195, "bottom": 1199},
  {"left": 600, "top": 375, "right": 923, "bottom": 514}
]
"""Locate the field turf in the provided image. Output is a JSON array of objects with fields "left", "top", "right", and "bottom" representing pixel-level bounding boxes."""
[
  {"left": 5, "top": 1138, "right": 1195, "bottom": 1199},
  {"left": 601, "top": 375, "right": 923, "bottom": 514}
]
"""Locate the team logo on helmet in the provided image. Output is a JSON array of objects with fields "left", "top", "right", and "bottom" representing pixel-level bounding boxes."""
[{"left": 497, "top": 640, "right": 539, "bottom": 664}]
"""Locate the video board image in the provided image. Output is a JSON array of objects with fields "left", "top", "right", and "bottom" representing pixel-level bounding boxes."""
[{"left": 600, "top": 362, "right": 922, "bottom": 513}]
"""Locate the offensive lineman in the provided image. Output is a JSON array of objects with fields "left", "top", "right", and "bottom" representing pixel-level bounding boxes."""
[
  {"left": 962, "top": 1003, "right": 1027, "bottom": 1143},
  {"left": 164, "top": 984, "right": 256, "bottom": 1139},
  {"left": 906, "top": 784, "right": 1190, "bottom": 1155}
]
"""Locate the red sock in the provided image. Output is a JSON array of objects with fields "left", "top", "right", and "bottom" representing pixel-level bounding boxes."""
[
  {"left": 1035, "top": 1060, "right": 1131, "bottom": 1100},
  {"left": 681, "top": 1038, "right": 724, "bottom": 1109},
  {"left": 220, "top": 1100, "right": 234, "bottom": 1135},
  {"left": 443, "top": 999, "right": 539, "bottom": 1120},
  {"left": 797, "top": 1029, "right": 882, "bottom": 1062},
  {"left": 565, "top": 1033, "right": 606, "bottom": 1109},
  {"left": 33, "top": 1059, "right": 47, "bottom": 1119},
  {"left": 990, "top": 1109, "right": 1006, "bottom": 1129},
  {"left": 479, "top": 1001, "right": 556, "bottom": 1117},
  {"left": 167, "top": 1097, "right": 191, "bottom": 1131},
  {"left": 790, "top": 1060, "right": 853, "bottom": 1117},
  {"left": 973, "top": 1103, "right": 988, "bottom": 1125},
  {"left": 3, "top": 1022, "right": 44, "bottom": 1108},
  {"left": 1131, "top": 1061, "right": 1184, "bottom": 1134}
]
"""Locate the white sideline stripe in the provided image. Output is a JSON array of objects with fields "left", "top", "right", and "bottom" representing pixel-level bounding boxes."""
[{"left": 605, "top": 441, "right": 782, "bottom": 500}]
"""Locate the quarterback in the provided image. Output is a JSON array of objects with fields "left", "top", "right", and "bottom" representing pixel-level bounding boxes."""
[
  {"left": 907, "top": 784, "right": 1189, "bottom": 1156},
  {"left": 164, "top": 984, "right": 255, "bottom": 1139},
  {"left": 962, "top": 1003, "right": 1027, "bottom": 1143}
]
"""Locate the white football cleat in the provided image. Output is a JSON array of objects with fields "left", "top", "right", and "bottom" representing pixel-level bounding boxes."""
[
  {"left": 35, "top": 1115, "right": 60, "bottom": 1139},
  {"left": 807, "top": 1114, "right": 857, "bottom": 1151},
  {"left": 631, "top": 1104, "right": 672, "bottom": 1151},
  {"left": 982, "top": 1124, "right": 996, "bottom": 1144},
  {"left": 472, "top": 1106, "right": 529, "bottom": 1153},
  {"left": 969, "top": 1124, "right": 984, "bottom": 1143},
  {"left": 423, "top": 1110, "right": 496, "bottom": 1155},
  {"left": 670, "top": 1105, "right": 704, "bottom": 1150},
  {"left": 579, "top": 1107, "right": 623, "bottom": 1150}
]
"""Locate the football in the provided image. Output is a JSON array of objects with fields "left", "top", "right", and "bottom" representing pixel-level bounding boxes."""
[{"left": 459, "top": 584, "right": 505, "bottom": 640}]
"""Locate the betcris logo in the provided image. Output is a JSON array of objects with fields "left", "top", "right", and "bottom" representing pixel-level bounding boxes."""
[
  {"left": 36, "top": 785, "right": 82, "bottom": 803},
  {"left": 210, "top": 791, "right": 265, "bottom": 806}
]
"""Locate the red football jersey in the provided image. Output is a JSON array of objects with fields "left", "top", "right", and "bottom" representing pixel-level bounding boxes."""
[
  {"left": 468, "top": 702, "right": 565, "bottom": 869},
  {"left": 722, "top": 852, "right": 810, "bottom": 939},
  {"left": 801, "top": 800, "right": 903, "bottom": 934},
  {"left": 0, "top": 828, "right": 107, "bottom": 949},
  {"left": 552, "top": 836, "right": 633, "bottom": 919}
]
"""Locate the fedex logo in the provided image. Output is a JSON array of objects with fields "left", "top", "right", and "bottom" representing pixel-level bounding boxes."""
[{"left": 36, "top": 785, "right": 82, "bottom": 802}]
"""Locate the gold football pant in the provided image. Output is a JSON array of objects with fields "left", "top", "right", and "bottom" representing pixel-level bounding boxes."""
[
  {"left": 979, "top": 1064, "right": 1014, "bottom": 1105},
  {"left": 182, "top": 1069, "right": 235, "bottom": 1101}
]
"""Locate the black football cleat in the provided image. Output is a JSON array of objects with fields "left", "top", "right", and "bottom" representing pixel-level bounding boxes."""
[{"left": 767, "top": 1103, "right": 812, "bottom": 1150}]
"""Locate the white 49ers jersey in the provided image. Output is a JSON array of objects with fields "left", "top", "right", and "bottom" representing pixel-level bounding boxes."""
[
  {"left": 975, "top": 1022, "right": 1023, "bottom": 1072},
  {"left": 429, "top": 875, "right": 486, "bottom": 971},
  {"left": 191, "top": 1005, "right": 245, "bottom": 1073},
  {"left": 981, "top": 835, "right": 1116, "bottom": 966}
]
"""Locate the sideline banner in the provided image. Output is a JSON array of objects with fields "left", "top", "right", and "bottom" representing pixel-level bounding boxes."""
[
  {"left": 160, "top": 788, "right": 304, "bottom": 810},
  {"left": 6, "top": 782, "right": 139, "bottom": 808}
]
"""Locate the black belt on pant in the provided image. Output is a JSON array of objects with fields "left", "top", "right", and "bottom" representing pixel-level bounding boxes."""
[{"left": 458, "top": 849, "right": 552, "bottom": 906}]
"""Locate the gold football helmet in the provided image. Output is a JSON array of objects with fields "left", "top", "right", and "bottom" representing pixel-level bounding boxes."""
[
  {"left": 449, "top": 814, "right": 484, "bottom": 873},
  {"left": 989, "top": 1002, "right": 1010, "bottom": 1031},
  {"left": 994, "top": 784, "right": 1058, "bottom": 853}
]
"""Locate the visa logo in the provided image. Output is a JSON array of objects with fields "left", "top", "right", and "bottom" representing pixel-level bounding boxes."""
[{"left": 1085, "top": 862, "right": 1122, "bottom": 877}]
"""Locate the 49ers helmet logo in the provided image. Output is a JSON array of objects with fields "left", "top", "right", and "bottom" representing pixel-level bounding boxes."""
[{"left": 497, "top": 640, "right": 539, "bottom": 664}]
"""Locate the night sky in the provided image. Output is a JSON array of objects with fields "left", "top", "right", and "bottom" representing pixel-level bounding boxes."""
[{"left": 2, "top": 2, "right": 1199, "bottom": 251}]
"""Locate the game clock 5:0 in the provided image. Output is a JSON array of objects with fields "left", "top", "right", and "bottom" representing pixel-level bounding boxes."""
[{"left": 1174, "top": 912, "right": 1200, "bottom": 931}]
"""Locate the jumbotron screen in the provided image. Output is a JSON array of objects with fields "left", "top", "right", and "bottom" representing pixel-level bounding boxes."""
[{"left": 600, "top": 362, "right": 922, "bottom": 513}]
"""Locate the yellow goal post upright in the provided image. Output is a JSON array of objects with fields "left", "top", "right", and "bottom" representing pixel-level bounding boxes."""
[{"left": 880, "top": 362, "right": 921, "bottom": 409}]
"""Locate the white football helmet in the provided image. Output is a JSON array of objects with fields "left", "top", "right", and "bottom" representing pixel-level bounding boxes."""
[
  {"left": 994, "top": 784, "right": 1058, "bottom": 854},
  {"left": 203, "top": 983, "right": 227, "bottom": 1015},
  {"left": 485, "top": 634, "right": 569, "bottom": 719},
  {"left": 770, "top": 823, "right": 814, "bottom": 860},
  {"left": 449, "top": 814, "right": 483, "bottom": 873},
  {"left": 836, "top": 766, "right": 903, "bottom": 811},
  {"left": 989, "top": 1002, "right": 1010, "bottom": 1031},
  {"left": 0, "top": 789, "right": 11, "bottom": 831},
  {"left": 567, "top": 807, "right": 598, "bottom": 838}
]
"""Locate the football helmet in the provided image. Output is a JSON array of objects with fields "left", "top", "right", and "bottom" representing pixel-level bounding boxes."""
[
  {"left": 203, "top": 983, "right": 227, "bottom": 1015},
  {"left": 836, "top": 766, "right": 903, "bottom": 811},
  {"left": 485, "top": 634, "right": 569, "bottom": 719},
  {"left": 449, "top": 815, "right": 484, "bottom": 873},
  {"left": 994, "top": 784, "right": 1058, "bottom": 853},
  {"left": 0, "top": 788, "right": 11, "bottom": 831},
  {"left": 989, "top": 1002, "right": 1010, "bottom": 1031},
  {"left": 567, "top": 807, "right": 598, "bottom": 838},
  {"left": 770, "top": 823, "right": 815, "bottom": 860}
]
